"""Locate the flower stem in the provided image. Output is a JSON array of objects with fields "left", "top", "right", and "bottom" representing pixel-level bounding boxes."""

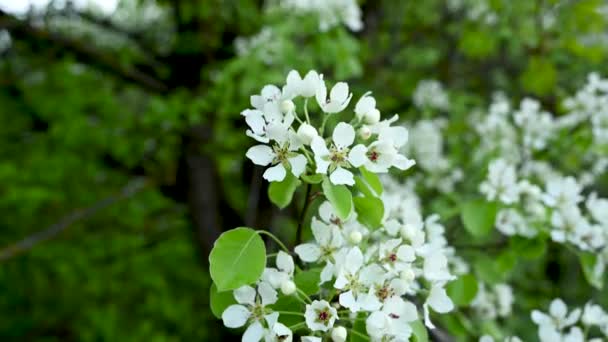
[
  {"left": 276, "top": 310, "right": 305, "bottom": 317},
  {"left": 304, "top": 98, "right": 311, "bottom": 124},
  {"left": 257, "top": 230, "right": 290, "bottom": 253},
  {"left": 296, "top": 287, "right": 312, "bottom": 303},
  {"left": 295, "top": 183, "right": 312, "bottom": 246},
  {"left": 288, "top": 322, "right": 306, "bottom": 330}
]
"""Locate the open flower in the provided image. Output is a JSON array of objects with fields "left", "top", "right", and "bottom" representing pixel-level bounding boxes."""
[
  {"left": 366, "top": 297, "right": 418, "bottom": 341},
  {"left": 222, "top": 282, "right": 279, "bottom": 342},
  {"left": 283, "top": 70, "right": 322, "bottom": 99},
  {"left": 316, "top": 79, "right": 353, "bottom": 113},
  {"left": 295, "top": 218, "right": 344, "bottom": 263},
  {"left": 305, "top": 300, "right": 338, "bottom": 332},
  {"left": 262, "top": 251, "right": 295, "bottom": 290},
  {"left": 311, "top": 122, "right": 366, "bottom": 185},
  {"left": 246, "top": 124, "right": 307, "bottom": 182}
]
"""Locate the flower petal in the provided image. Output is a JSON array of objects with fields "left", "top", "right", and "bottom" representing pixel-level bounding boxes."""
[
  {"left": 288, "top": 154, "right": 307, "bottom": 177},
  {"left": 276, "top": 251, "right": 294, "bottom": 275},
  {"left": 330, "top": 167, "right": 354, "bottom": 185},
  {"left": 426, "top": 285, "right": 454, "bottom": 313},
  {"left": 258, "top": 281, "right": 278, "bottom": 306},
  {"left": 333, "top": 123, "right": 355, "bottom": 148},
  {"left": 242, "top": 321, "right": 264, "bottom": 342},
  {"left": 234, "top": 285, "right": 256, "bottom": 305},
  {"left": 246, "top": 145, "right": 274, "bottom": 166},
  {"left": 263, "top": 164, "right": 287, "bottom": 182},
  {"left": 295, "top": 243, "right": 321, "bottom": 262},
  {"left": 222, "top": 304, "right": 250, "bottom": 328},
  {"left": 348, "top": 144, "right": 368, "bottom": 168}
]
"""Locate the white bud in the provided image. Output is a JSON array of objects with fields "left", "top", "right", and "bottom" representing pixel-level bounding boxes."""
[
  {"left": 363, "top": 108, "right": 380, "bottom": 125},
  {"left": 297, "top": 123, "right": 318, "bottom": 145},
  {"left": 400, "top": 269, "right": 415, "bottom": 281},
  {"left": 349, "top": 231, "right": 362, "bottom": 244},
  {"left": 331, "top": 326, "right": 348, "bottom": 342},
  {"left": 358, "top": 125, "right": 372, "bottom": 140},
  {"left": 400, "top": 224, "right": 416, "bottom": 239},
  {"left": 280, "top": 280, "right": 296, "bottom": 295},
  {"left": 280, "top": 100, "right": 295, "bottom": 114}
]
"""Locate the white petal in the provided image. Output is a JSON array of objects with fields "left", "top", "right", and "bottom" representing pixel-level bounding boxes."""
[
  {"left": 315, "top": 79, "right": 327, "bottom": 108},
  {"left": 311, "top": 218, "right": 331, "bottom": 244},
  {"left": 355, "top": 92, "right": 376, "bottom": 117},
  {"left": 339, "top": 290, "right": 360, "bottom": 312},
  {"left": 330, "top": 82, "right": 350, "bottom": 102},
  {"left": 333, "top": 122, "right": 355, "bottom": 148},
  {"left": 295, "top": 243, "right": 321, "bottom": 262},
  {"left": 320, "top": 262, "right": 335, "bottom": 284},
  {"left": 330, "top": 167, "right": 354, "bottom": 186},
  {"left": 263, "top": 164, "right": 287, "bottom": 182},
  {"left": 348, "top": 144, "right": 368, "bottom": 168},
  {"left": 345, "top": 247, "right": 363, "bottom": 273},
  {"left": 243, "top": 109, "right": 266, "bottom": 134},
  {"left": 258, "top": 281, "right": 278, "bottom": 306},
  {"left": 550, "top": 299, "right": 567, "bottom": 319},
  {"left": 318, "top": 201, "right": 335, "bottom": 223},
  {"left": 301, "top": 337, "right": 322, "bottom": 342},
  {"left": 427, "top": 285, "right": 454, "bottom": 313},
  {"left": 334, "top": 273, "right": 349, "bottom": 290},
  {"left": 276, "top": 251, "right": 294, "bottom": 274},
  {"left": 243, "top": 321, "right": 264, "bottom": 342},
  {"left": 393, "top": 154, "right": 416, "bottom": 170},
  {"left": 264, "top": 312, "right": 280, "bottom": 328},
  {"left": 246, "top": 145, "right": 274, "bottom": 166},
  {"left": 531, "top": 311, "right": 551, "bottom": 325},
  {"left": 423, "top": 303, "right": 435, "bottom": 329},
  {"left": 222, "top": 304, "right": 251, "bottom": 328},
  {"left": 288, "top": 154, "right": 307, "bottom": 177},
  {"left": 397, "top": 245, "right": 416, "bottom": 262},
  {"left": 234, "top": 285, "right": 257, "bottom": 305}
]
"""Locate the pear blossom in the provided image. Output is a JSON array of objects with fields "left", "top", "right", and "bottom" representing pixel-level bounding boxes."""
[
  {"left": 315, "top": 80, "right": 353, "bottom": 114},
  {"left": 294, "top": 218, "right": 344, "bottom": 263},
  {"left": 480, "top": 158, "right": 520, "bottom": 204},
  {"left": 311, "top": 122, "right": 365, "bottom": 185},
  {"left": 304, "top": 300, "right": 337, "bottom": 332},
  {"left": 366, "top": 297, "right": 418, "bottom": 341},
  {"left": 263, "top": 312, "right": 292, "bottom": 342},
  {"left": 262, "top": 251, "right": 295, "bottom": 289},
  {"left": 283, "top": 70, "right": 322, "bottom": 99},
  {"left": 222, "top": 282, "right": 279, "bottom": 342}
]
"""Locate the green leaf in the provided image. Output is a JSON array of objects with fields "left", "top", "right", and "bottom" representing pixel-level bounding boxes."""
[
  {"left": 510, "top": 236, "right": 547, "bottom": 260},
  {"left": 579, "top": 252, "right": 604, "bottom": 289},
  {"left": 353, "top": 196, "right": 384, "bottom": 230},
  {"left": 360, "top": 167, "right": 383, "bottom": 195},
  {"left": 270, "top": 295, "right": 304, "bottom": 327},
  {"left": 268, "top": 173, "right": 301, "bottom": 209},
  {"left": 301, "top": 174, "right": 323, "bottom": 184},
  {"left": 350, "top": 313, "right": 367, "bottom": 342},
  {"left": 209, "top": 227, "right": 266, "bottom": 291},
  {"left": 410, "top": 320, "right": 429, "bottom": 342},
  {"left": 474, "top": 258, "right": 503, "bottom": 285},
  {"left": 209, "top": 283, "right": 236, "bottom": 319},
  {"left": 446, "top": 274, "right": 478, "bottom": 307},
  {"left": 354, "top": 177, "right": 375, "bottom": 198},
  {"left": 294, "top": 269, "right": 321, "bottom": 295},
  {"left": 322, "top": 178, "right": 353, "bottom": 220},
  {"left": 461, "top": 200, "right": 498, "bottom": 238}
]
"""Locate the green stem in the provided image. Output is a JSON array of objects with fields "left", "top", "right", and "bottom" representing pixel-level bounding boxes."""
[
  {"left": 288, "top": 322, "right": 306, "bottom": 330},
  {"left": 304, "top": 98, "right": 311, "bottom": 124},
  {"left": 296, "top": 288, "right": 312, "bottom": 303},
  {"left": 319, "top": 114, "right": 330, "bottom": 136},
  {"left": 257, "top": 230, "right": 290, "bottom": 253}
]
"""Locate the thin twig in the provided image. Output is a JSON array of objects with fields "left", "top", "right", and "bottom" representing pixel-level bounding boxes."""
[{"left": 0, "top": 178, "right": 148, "bottom": 262}]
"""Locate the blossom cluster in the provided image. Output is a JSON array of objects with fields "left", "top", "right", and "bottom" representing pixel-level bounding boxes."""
[
  {"left": 243, "top": 69, "right": 415, "bottom": 185},
  {"left": 277, "top": 0, "right": 363, "bottom": 32},
  {"left": 531, "top": 298, "right": 608, "bottom": 342}
]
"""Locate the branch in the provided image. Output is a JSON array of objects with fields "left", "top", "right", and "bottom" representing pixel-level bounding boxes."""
[
  {"left": 0, "top": 178, "right": 148, "bottom": 262},
  {"left": 0, "top": 9, "right": 168, "bottom": 93}
]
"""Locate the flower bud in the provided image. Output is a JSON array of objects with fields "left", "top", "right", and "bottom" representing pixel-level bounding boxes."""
[
  {"left": 331, "top": 326, "right": 348, "bottom": 342},
  {"left": 358, "top": 125, "right": 371, "bottom": 140},
  {"left": 297, "top": 123, "right": 318, "bottom": 145},
  {"left": 349, "top": 231, "right": 362, "bottom": 244},
  {"left": 363, "top": 108, "right": 380, "bottom": 125},
  {"left": 280, "top": 280, "right": 296, "bottom": 295},
  {"left": 280, "top": 100, "right": 295, "bottom": 114}
]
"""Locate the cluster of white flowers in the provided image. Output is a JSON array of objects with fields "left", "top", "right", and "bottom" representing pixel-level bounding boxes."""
[
  {"left": 412, "top": 80, "right": 449, "bottom": 111},
  {"left": 278, "top": 0, "right": 363, "bottom": 32},
  {"left": 234, "top": 27, "right": 281, "bottom": 64},
  {"left": 292, "top": 178, "right": 457, "bottom": 340},
  {"left": 562, "top": 73, "right": 608, "bottom": 145},
  {"left": 406, "top": 119, "right": 463, "bottom": 193},
  {"left": 244, "top": 69, "right": 415, "bottom": 184},
  {"left": 531, "top": 298, "right": 608, "bottom": 342},
  {"left": 447, "top": 0, "right": 498, "bottom": 25},
  {"left": 470, "top": 283, "right": 514, "bottom": 320}
]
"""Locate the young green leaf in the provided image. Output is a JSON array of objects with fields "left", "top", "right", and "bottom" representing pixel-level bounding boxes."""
[
  {"left": 322, "top": 178, "right": 353, "bottom": 220},
  {"left": 301, "top": 174, "right": 324, "bottom": 184},
  {"left": 209, "top": 227, "right": 266, "bottom": 291},
  {"left": 579, "top": 252, "right": 604, "bottom": 289},
  {"left": 360, "top": 167, "right": 383, "bottom": 195},
  {"left": 410, "top": 320, "right": 429, "bottom": 342},
  {"left": 461, "top": 199, "right": 498, "bottom": 238},
  {"left": 294, "top": 269, "right": 321, "bottom": 295},
  {"left": 446, "top": 274, "right": 478, "bottom": 307},
  {"left": 210, "top": 283, "right": 236, "bottom": 319},
  {"left": 353, "top": 196, "right": 384, "bottom": 230},
  {"left": 268, "top": 172, "right": 301, "bottom": 209}
]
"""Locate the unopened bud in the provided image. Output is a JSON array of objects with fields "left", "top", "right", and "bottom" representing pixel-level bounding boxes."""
[
  {"left": 359, "top": 125, "right": 372, "bottom": 140},
  {"left": 280, "top": 100, "right": 295, "bottom": 114},
  {"left": 349, "top": 231, "right": 362, "bottom": 244},
  {"left": 297, "top": 123, "right": 318, "bottom": 145},
  {"left": 280, "top": 280, "right": 296, "bottom": 295},
  {"left": 363, "top": 108, "right": 380, "bottom": 125},
  {"left": 331, "top": 326, "right": 348, "bottom": 342}
]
